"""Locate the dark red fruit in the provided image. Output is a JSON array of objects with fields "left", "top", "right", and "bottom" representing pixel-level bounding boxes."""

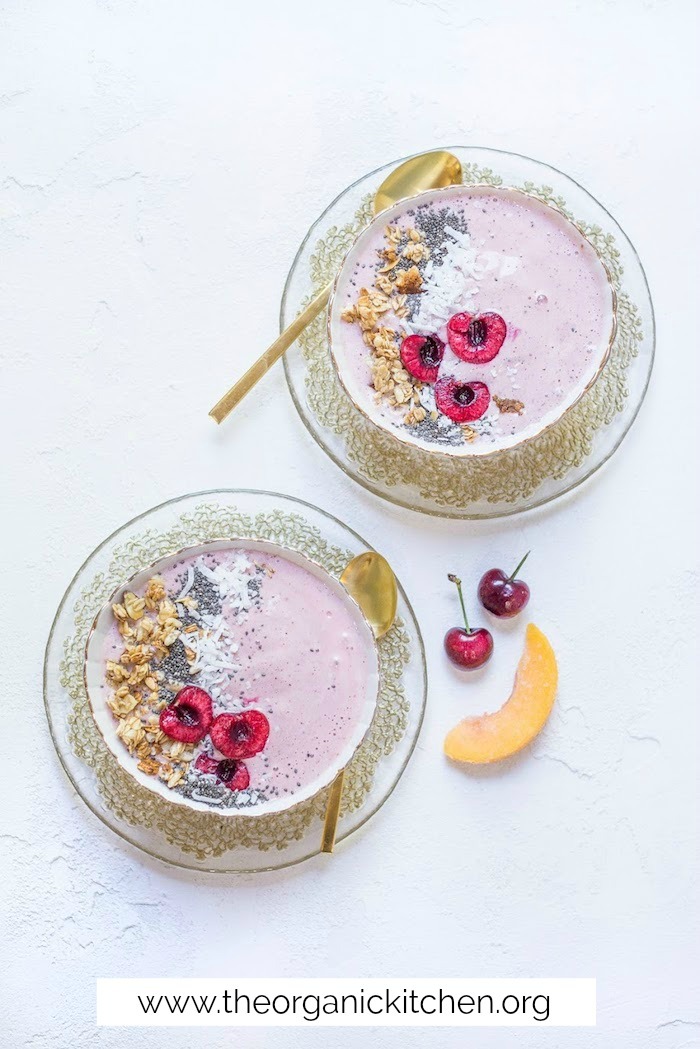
[
  {"left": 478, "top": 552, "right": 531, "bottom": 619},
  {"left": 216, "top": 759, "right": 250, "bottom": 791},
  {"left": 444, "top": 625, "right": 494, "bottom": 670},
  {"left": 210, "top": 710, "right": 270, "bottom": 760},
  {"left": 194, "top": 752, "right": 250, "bottom": 791},
  {"left": 400, "top": 333, "right": 445, "bottom": 382},
  {"left": 444, "top": 574, "right": 493, "bottom": 670},
  {"left": 434, "top": 377, "right": 490, "bottom": 423},
  {"left": 194, "top": 753, "right": 220, "bottom": 775},
  {"left": 159, "top": 686, "right": 213, "bottom": 743},
  {"left": 447, "top": 312, "right": 507, "bottom": 363}
]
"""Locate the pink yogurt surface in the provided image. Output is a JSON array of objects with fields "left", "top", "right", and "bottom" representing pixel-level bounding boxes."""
[
  {"left": 100, "top": 546, "right": 377, "bottom": 806},
  {"left": 331, "top": 186, "right": 615, "bottom": 452}
]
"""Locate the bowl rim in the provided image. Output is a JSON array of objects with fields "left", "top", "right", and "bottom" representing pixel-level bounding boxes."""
[
  {"left": 82, "top": 535, "right": 381, "bottom": 819},
  {"left": 326, "top": 181, "right": 618, "bottom": 461}
]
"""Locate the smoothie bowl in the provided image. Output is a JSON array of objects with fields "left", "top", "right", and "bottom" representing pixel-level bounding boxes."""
[
  {"left": 84, "top": 539, "right": 379, "bottom": 817},
  {"left": 329, "top": 184, "right": 617, "bottom": 457}
]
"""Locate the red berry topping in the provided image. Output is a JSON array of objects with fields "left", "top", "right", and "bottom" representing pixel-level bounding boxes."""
[
  {"left": 210, "top": 710, "right": 270, "bottom": 760},
  {"left": 447, "top": 312, "right": 507, "bottom": 363},
  {"left": 194, "top": 752, "right": 250, "bottom": 791},
  {"left": 159, "top": 686, "right": 213, "bottom": 744},
  {"left": 194, "top": 753, "right": 220, "bottom": 775},
  {"left": 216, "top": 759, "right": 250, "bottom": 791},
  {"left": 399, "top": 333, "right": 445, "bottom": 383},
  {"left": 434, "top": 377, "right": 490, "bottom": 423}
]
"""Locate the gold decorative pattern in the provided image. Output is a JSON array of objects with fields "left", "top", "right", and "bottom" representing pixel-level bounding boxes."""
[
  {"left": 298, "top": 164, "right": 643, "bottom": 508},
  {"left": 59, "top": 506, "right": 411, "bottom": 859}
]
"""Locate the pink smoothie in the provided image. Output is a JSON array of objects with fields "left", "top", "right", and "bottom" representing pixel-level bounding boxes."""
[
  {"left": 98, "top": 544, "right": 378, "bottom": 812},
  {"left": 330, "top": 185, "right": 615, "bottom": 454}
]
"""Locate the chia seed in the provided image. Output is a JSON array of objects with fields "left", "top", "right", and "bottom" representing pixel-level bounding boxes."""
[
  {"left": 406, "top": 415, "right": 464, "bottom": 445},
  {"left": 413, "top": 203, "right": 469, "bottom": 267},
  {"left": 178, "top": 567, "right": 222, "bottom": 620},
  {"left": 158, "top": 639, "right": 191, "bottom": 684},
  {"left": 176, "top": 768, "right": 270, "bottom": 809},
  {"left": 400, "top": 204, "right": 470, "bottom": 323},
  {"left": 247, "top": 574, "right": 262, "bottom": 603}
]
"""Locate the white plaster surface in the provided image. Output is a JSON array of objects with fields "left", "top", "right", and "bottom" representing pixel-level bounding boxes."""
[{"left": 2, "top": 1, "right": 699, "bottom": 1046}]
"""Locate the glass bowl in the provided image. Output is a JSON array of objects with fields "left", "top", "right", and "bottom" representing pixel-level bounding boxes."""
[
  {"left": 282, "top": 147, "right": 654, "bottom": 518},
  {"left": 44, "top": 490, "right": 427, "bottom": 872}
]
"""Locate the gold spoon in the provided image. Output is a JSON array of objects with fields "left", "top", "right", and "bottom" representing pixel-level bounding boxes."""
[
  {"left": 321, "top": 551, "right": 399, "bottom": 854},
  {"left": 339, "top": 551, "right": 398, "bottom": 640},
  {"left": 209, "top": 150, "right": 462, "bottom": 424}
]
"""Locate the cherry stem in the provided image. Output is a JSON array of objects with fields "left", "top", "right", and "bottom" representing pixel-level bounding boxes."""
[
  {"left": 508, "top": 550, "right": 530, "bottom": 581},
  {"left": 448, "top": 574, "right": 470, "bottom": 634}
]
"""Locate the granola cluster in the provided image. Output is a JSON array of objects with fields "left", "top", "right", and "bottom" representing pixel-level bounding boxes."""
[
  {"left": 105, "top": 576, "right": 196, "bottom": 786},
  {"left": 341, "top": 223, "right": 431, "bottom": 426},
  {"left": 493, "top": 395, "right": 525, "bottom": 415}
]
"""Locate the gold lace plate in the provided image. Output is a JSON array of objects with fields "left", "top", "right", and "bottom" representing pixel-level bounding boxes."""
[
  {"left": 44, "top": 491, "right": 427, "bottom": 872},
  {"left": 282, "top": 148, "right": 654, "bottom": 518}
]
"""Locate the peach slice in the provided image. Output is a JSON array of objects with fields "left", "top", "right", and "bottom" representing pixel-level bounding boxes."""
[{"left": 444, "top": 623, "right": 557, "bottom": 764}]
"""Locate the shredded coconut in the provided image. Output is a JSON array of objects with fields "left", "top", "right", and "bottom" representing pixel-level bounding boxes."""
[
  {"left": 173, "top": 553, "right": 258, "bottom": 698},
  {"left": 176, "top": 564, "right": 195, "bottom": 601},
  {"left": 409, "top": 227, "right": 519, "bottom": 333}
]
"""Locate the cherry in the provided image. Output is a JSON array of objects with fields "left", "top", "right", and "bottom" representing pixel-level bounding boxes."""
[
  {"left": 434, "top": 376, "right": 490, "bottom": 423},
  {"left": 159, "top": 686, "right": 213, "bottom": 744},
  {"left": 447, "top": 311, "right": 507, "bottom": 364},
  {"left": 400, "top": 333, "right": 445, "bottom": 383},
  {"left": 444, "top": 574, "right": 494, "bottom": 670},
  {"left": 478, "top": 552, "right": 531, "bottom": 619},
  {"left": 210, "top": 710, "right": 270, "bottom": 760}
]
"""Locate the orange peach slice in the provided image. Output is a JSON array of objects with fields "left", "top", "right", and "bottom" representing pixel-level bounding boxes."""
[{"left": 444, "top": 623, "right": 557, "bottom": 763}]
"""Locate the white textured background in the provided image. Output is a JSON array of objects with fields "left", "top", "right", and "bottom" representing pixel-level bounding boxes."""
[{"left": 2, "top": 1, "right": 699, "bottom": 1046}]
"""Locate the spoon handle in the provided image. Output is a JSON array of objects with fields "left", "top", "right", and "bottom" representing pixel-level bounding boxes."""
[
  {"left": 209, "top": 283, "right": 331, "bottom": 423},
  {"left": 321, "top": 768, "right": 345, "bottom": 853}
]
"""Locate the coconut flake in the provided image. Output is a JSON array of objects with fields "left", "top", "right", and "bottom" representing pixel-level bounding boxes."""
[
  {"left": 177, "top": 565, "right": 195, "bottom": 601},
  {"left": 409, "top": 227, "right": 520, "bottom": 334}
]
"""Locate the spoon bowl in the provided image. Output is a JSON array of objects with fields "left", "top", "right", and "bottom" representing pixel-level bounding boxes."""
[
  {"left": 372, "top": 149, "right": 463, "bottom": 215},
  {"left": 322, "top": 549, "right": 399, "bottom": 853},
  {"left": 340, "top": 551, "right": 398, "bottom": 640}
]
